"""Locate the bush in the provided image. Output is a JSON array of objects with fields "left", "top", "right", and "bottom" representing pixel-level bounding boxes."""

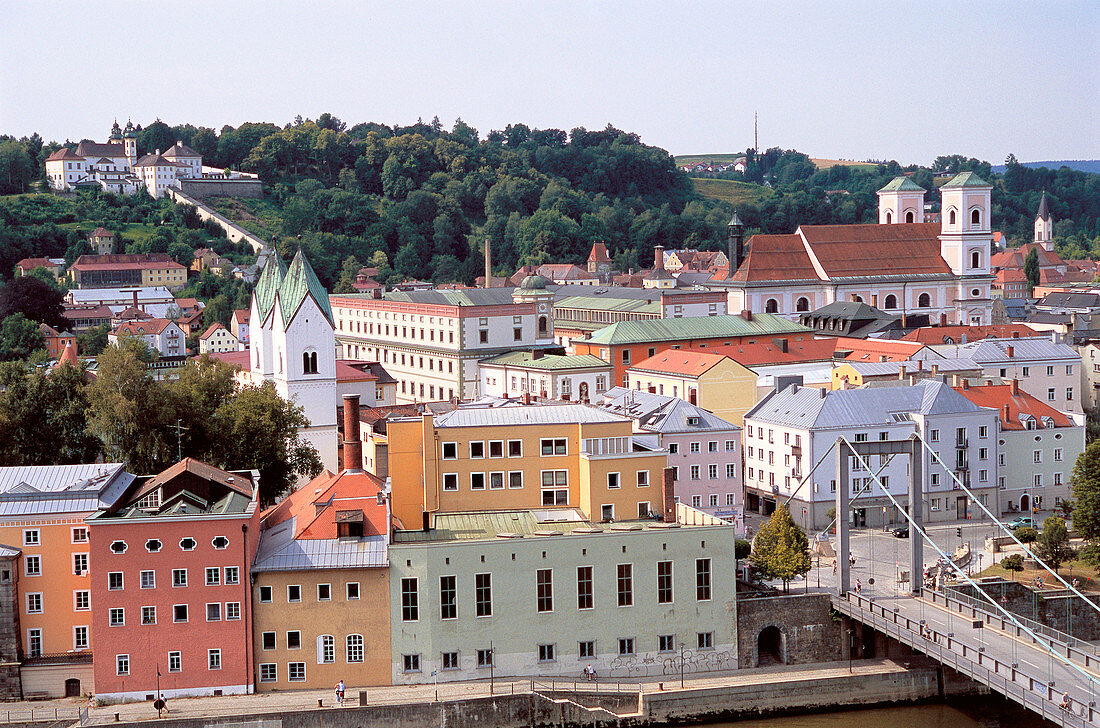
[
  {"left": 1015, "top": 527, "right": 1038, "bottom": 543},
  {"left": 1001, "top": 553, "right": 1024, "bottom": 574},
  {"left": 735, "top": 539, "right": 751, "bottom": 560}
]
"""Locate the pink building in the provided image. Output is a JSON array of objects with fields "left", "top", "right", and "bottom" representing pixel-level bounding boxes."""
[{"left": 88, "top": 459, "right": 260, "bottom": 702}]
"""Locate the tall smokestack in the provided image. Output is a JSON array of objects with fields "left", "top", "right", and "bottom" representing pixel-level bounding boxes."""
[
  {"left": 654, "top": 245, "right": 665, "bottom": 272},
  {"left": 342, "top": 394, "right": 363, "bottom": 473},
  {"left": 484, "top": 238, "right": 492, "bottom": 288}
]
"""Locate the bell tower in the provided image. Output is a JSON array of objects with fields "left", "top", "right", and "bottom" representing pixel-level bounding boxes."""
[
  {"left": 1034, "top": 191, "right": 1054, "bottom": 252},
  {"left": 122, "top": 120, "right": 137, "bottom": 168},
  {"left": 938, "top": 171, "right": 992, "bottom": 277},
  {"left": 877, "top": 176, "right": 926, "bottom": 224}
]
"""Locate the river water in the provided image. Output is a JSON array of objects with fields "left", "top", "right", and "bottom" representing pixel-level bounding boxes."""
[{"left": 695, "top": 695, "right": 1054, "bottom": 727}]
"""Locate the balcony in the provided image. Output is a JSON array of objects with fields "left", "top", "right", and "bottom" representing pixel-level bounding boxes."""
[
  {"left": 956, "top": 439, "right": 968, "bottom": 449},
  {"left": 791, "top": 444, "right": 802, "bottom": 455}
]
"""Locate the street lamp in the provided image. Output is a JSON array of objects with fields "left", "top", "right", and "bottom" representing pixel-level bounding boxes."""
[
  {"left": 847, "top": 629, "right": 853, "bottom": 673},
  {"left": 679, "top": 642, "right": 685, "bottom": 688},
  {"left": 489, "top": 641, "right": 495, "bottom": 696}
]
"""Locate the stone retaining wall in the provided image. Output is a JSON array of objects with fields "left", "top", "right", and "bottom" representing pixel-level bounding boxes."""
[{"left": 736, "top": 592, "right": 842, "bottom": 668}]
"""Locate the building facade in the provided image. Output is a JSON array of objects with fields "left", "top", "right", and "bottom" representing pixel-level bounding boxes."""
[
  {"left": 69, "top": 255, "right": 187, "bottom": 292},
  {"left": 478, "top": 352, "right": 612, "bottom": 402}
]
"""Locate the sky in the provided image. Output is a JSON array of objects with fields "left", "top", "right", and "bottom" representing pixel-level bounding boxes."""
[{"left": 2, "top": 1, "right": 1097, "bottom": 165}]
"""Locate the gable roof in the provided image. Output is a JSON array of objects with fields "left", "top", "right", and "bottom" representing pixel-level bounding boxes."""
[
  {"left": 628, "top": 350, "right": 731, "bottom": 377},
  {"left": 199, "top": 322, "right": 228, "bottom": 340},
  {"left": 588, "top": 243, "right": 611, "bottom": 263},
  {"left": 600, "top": 387, "right": 739, "bottom": 433},
  {"left": 253, "top": 253, "right": 287, "bottom": 322},
  {"left": 901, "top": 324, "right": 1042, "bottom": 344},
  {"left": 797, "top": 223, "right": 950, "bottom": 278},
  {"left": 46, "top": 148, "right": 84, "bottom": 162},
  {"left": 833, "top": 336, "right": 933, "bottom": 362},
  {"left": 162, "top": 142, "right": 201, "bottom": 159},
  {"left": 731, "top": 234, "right": 819, "bottom": 282},
  {"left": 480, "top": 352, "right": 610, "bottom": 371},
  {"left": 942, "top": 336, "right": 1078, "bottom": 363},
  {"left": 115, "top": 318, "right": 174, "bottom": 336},
  {"left": 581, "top": 313, "right": 810, "bottom": 346},
  {"left": 74, "top": 141, "right": 124, "bottom": 158},
  {"left": 0, "top": 462, "right": 134, "bottom": 516},
  {"left": 712, "top": 338, "right": 839, "bottom": 366},
  {"left": 278, "top": 249, "right": 334, "bottom": 326}
]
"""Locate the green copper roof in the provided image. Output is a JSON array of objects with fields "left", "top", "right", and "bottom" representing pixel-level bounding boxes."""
[
  {"left": 878, "top": 176, "right": 925, "bottom": 193},
  {"left": 479, "top": 352, "right": 610, "bottom": 370},
  {"left": 941, "top": 171, "right": 992, "bottom": 189},
  {"left": 279, "top": 249, "right": 334, "bottom": 326},
  {"left": 581, "top": 313, "right": 810, "bottom": 346},
  {"left": 254, "top": 253, "right": 287, "bottom": 322}
]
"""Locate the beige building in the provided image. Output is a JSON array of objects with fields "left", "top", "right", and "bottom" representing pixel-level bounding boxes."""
[
  {"left": 626, "top": 351, "right": 755, "bottom": 425},
  {"left": 1083, "top": 343, "right": 1100, "bottom": 411},
  {"left": 198, "top": 323, "right": 240, "bottom": 354}
]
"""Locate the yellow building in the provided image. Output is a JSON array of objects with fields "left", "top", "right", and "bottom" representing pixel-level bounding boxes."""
[
  {"left": 251, "top": 466, "right": 392, "bottom": 691},
  {"left": 625, "top": 351, "right": 756, "bottom": 425},
  {"left": 387, "top": 403, "right": 667, "bottom": 528},
  {"left": 140, "top": 264, "right": 187, "bottom": 291}
]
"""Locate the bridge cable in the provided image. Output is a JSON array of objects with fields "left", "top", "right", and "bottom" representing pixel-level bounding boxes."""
[{"left": 841, "top": 436, "right": 1100, "bottom": 701}]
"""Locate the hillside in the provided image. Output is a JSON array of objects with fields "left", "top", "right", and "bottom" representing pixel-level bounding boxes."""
[
  {"left": 991, "top": 160, "right": 1100, "bottom": 174},
  {"left": 689, "top": 178, "right": 773, "bottom": 206}
]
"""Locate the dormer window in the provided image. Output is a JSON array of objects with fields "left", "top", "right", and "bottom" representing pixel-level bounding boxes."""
[{"left": 336, "top": 510, "right": 365, "bottom": 539}]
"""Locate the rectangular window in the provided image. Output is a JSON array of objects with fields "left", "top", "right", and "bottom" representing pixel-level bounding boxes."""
[
  {"left": 208, "top": 649, "right": 221, "bottom": 670},
  {"left": 23, "top": 529, "right": 39, "bottom": 546},
  {"left": 403, "top": 654, "right": 421, "bottom": 672},
  {"left": 470, "top": 472, "right": 486, "bottom": 490},
  {"left": 696, "top": 558, "right": 712, "bottom": 601},
  {"left": 536, "top": 569, "right": 553, "bottom": 613},
  {"left": 287, "top": 631, "right": 301, "bottom": 650},
  {"left": 168, "top": 651, "right": 182, "bottom": 672},
  {"left": 579, "top": 640, "right": 595, "bottom": 659},
  {"left": 607, "top": 472, "right": 620, "bottom": 489},
  {"left": 658, "top": 634, "right": 675, "bottom": 653},
  {"left": 401, "top": 577, "right": 419, "bottom": 621},
  {"left": 577, "top": 566, "right": 593, "bottom": 610},
  {"left": 698, "top": 632, "right": 714, "bottom": 649},
  {"left": 72, "top": 527, "right": 88, "bottom": 543},
  {"left": 541, "top": 470, "right": 568, "bottom": 505},
  {"left": 173, "top": 569, "right": 188, "bottom": 587},
  {"left": 225, "top": 566, "right": 239, "bottom": 585},
  {"left": 1055, "top": 448, "right": 1064, "bottom": 462},
  {"left": 174, "top": 604, "right": 188, "bottom": 622},
  {"left": 618, "top": 638, "right": 635, "bottom": 656},
  {"left": 109, "top": 607, "right": 125, "bottom": 626},
  {"left": 443, "top": 473, "right": 458, "bottom": 491},
  {"left": 477, "top": 649, "right": 493, "bottom": 668},
  {"left": 657, "top": 561, "right": 674, "bottom": 604},
  {"left": 108, "top": 572, "right": 123, "bottom": 590},
  {"left": 142, "top": 606, "right": 156, "bottom": 625},
  {"left": 226, "top": 602, "right": 241, "bottom": 620},
  {"left": 262, "top": 632, "right": 276, "bottom": 650},
  {"left": 489, "top": 440, "right": 504, "bottom": 458},
  {"left": 726, "top": 464, "right": 736, "bottom": 478},
  {"left": 26, "top": 593, "right": 42, "bottom": 614},
  {"left": 636, "top": 470, "right": 649, "bottom": 487},
  {"left": 27, "top": 629, "right": 41, "bottom": 658},
  {"left": 74, "top": 626, "right": 89, "bottom": 650},
  {"left": 690, "top": 442, "right": 700, "bottom": 453},
  {"left": 475, "top": 573, "right": 493, "bottom": 617},
  {"left": 287, "top": 585, "right": 301, "bottom": 602},
  {"left": 708, "top": 441, "right": 718, "bottom": 453},
  {"left": 541, "top": 438, "right": 567, "bottom": 455},
  {"left": 140, "top": 570, "right": 155, "bottom": 589},
  {"left": 346, "top": 582, "right": 360, "bottom": 600},
  {"left": 319, "top": 635, "right": 335, "bottom": 663},
  {"left": 709, "top": 464, "right": 718, "bottom": 479},
  {"left": 116, "top": 654, "right": 130, "bottom": 676},
  {"left": 617, "top": 564, "right": 633, "bottom": 607},
  {"left": 470, "top": 441, "right": 485, "bottom": 459},
  {"left": 508, "top": 471, "right": 523, "bottom": 489},
  {"left": 1048, "top": 388, "right": 1056, "bottom": 401},
  {"left": 288, "top": 662, "right": 306, "bottom": 682},
  {"left": 206, "top": 603, "right": 221, "bottom": 621},
  {"left": 489, "top": 471, "right": 505, "bottom": 489},
  {"left": 206, "top": 567, "right": 220, "bottom": 586},
  {"left": 538, "top": 643, "right": 555, "bottom": 662},
  {"left": 259, "top": 663, "right": 277, "bottom": 682},
  {"left": 440, "top": 575, "right": 457, "bottom": 620},
  {"left": 442, "top": 442, "right": 458, "bottom": 460},
  {"left": 508, "top": 440, "right": 523, "bottom": 457}
]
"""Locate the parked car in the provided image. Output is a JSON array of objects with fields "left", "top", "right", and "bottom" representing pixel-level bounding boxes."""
[
  {"left": 891, "top": 525, "right": 910, "bottom": 538},
  {"left": 1007, "top": 516, "right": 1034, "bottom": 530}
]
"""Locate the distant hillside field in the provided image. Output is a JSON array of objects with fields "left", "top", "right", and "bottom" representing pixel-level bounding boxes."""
[
  {"left": 810, "top": 158, "right": 878, "bottom": 172},
  {"left": 689, "top": 178, "right": 773, "bottom": 205},
  {"left": 991, "top": 160, "right": 1100, "bottom": 174},
  {"left": 674, "top": 153, "right": 744, "bottom": 167}
]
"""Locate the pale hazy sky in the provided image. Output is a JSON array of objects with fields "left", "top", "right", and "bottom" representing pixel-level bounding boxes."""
[{"left": 2, "top": 1, "right": 1097, "bottom": 165}]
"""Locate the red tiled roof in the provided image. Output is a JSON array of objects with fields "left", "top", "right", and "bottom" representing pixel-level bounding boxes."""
[
  {"left": 202, "top": 350, "right": 250, "bottom": 369},
  {"left": 233, "top": 309, "right": 249, "bottom": 324},
  {"left": 16, "top": 258, "right": 57, "bottom": 270},
  {"left": 115, "top": 318, "right": 173, "bottom": 336},
  {"left": 797, "top": 223, "right": 950, "bottom": 277},
  {"left": 629, "top": 350, "right": 729, "bottom": 377},
  {"left": 46, "top": 148, "right": 84, "bottom": 161},
  {"left": 953, "top": 383, "right": 1073, "bottom": 430},
  {"left": 731, "top": 234, "right": 818, "bottom": 282},
  {"left": 712, "top": 338, "right": 839, "bottom": 366},
  {"left": 588, "top": 243, "right": 611, "bottom": 263},
  {"left": 335, "top": 360, "right": 378, "bottom": 383},
  {"left": 90, "top": 227, "right": 113, "bottom": 238},
  {"left": 63, "top": 304, "right": 113, "bottom": 320},
  {"left": 833, "top": 336, "right": 928, "bottom": 362},
  {"left": 71, "top": 253, "right": 186, "bottom": 272},
  {"left": 199, "top": 322, "right": 227, "bottom": 340},
  {"left": 991, "top": 242, "right": 1064, "bottom": 270},
  {"left": 262, "top": 468, "right": 388, "bottom": 539},
  {"left": 902, "top": 324, "right": 1041, "bottom": 344}
]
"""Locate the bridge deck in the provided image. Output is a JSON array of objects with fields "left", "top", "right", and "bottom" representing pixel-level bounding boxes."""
[{"left": 834, "top": 592, "right": 1099, "bottom": 726}]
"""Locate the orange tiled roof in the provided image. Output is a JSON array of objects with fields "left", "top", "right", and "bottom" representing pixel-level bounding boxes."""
[
  {"left": 629, "top": 350, "right": 730, "bottom": 377},
  {"left": 262, "top": 468, "right": 388, "bottom": 539},
  {"left": 797, "top": 223, "right": 949, "bottom": 278},
  {"left": 901, "top": 324, "right": 1041, "bottom": 344},
  {"left": 833, "top": 336, "right": 928, "bottom": 362},
  {"left": 953, "top": 383, "right": 1073, "bottom": 430},
  {"left": 731, "top": 234, "right": 818, "bottom": 282},
  {"left": 712, "top": 338, "right": 838, "bottom": 366}
]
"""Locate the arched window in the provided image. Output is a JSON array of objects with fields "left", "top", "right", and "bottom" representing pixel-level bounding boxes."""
[
  {"left": 346, "top": 634, "right": 364, "bottom": 662},
  {"left": 538, "top": 316, "right": 548, "bottom": 335},
  {"left": 852, "top": 295, "right": 863, "bottom": 303},
  {"left": 905, "top": 210, "right": 915, "bottom": 223},
  {"left": 765, "top": 299, "right": 779, "bottom": 314},
  {"left": 971, "top": 208, "right": 981, "bottom": 226},
  {"left": 303, "top": 351, "right": 318, "bottom": 374},
  {"left": 918, "top": 293, "right": 931, "bottom": 308},
  {"left": 884, "top": 294, "right": 897, "bottom": 309},
  {"left": 971, "top": 251, "right": 982, "bottom": 269},
  {"left": 796, "top": 297, "right": 810, "bottom": 312},
  {"left": 884, "top": 210, "right": 892, "bottom": 224},
  {"left": 948, "top": 209, "right": 957, "bottom": 226}
]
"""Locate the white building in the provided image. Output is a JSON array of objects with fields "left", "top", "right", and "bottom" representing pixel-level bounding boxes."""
[
  {"left": 717, "top": 172, "right": 995, "bottom": 326},
  {"left": 247, "top": 251, "right": 339, "bottom": 472},
  {"left": 953, "top": 380, "right": 1084, "bottom": 515},
  {"left": 1083, "top": 343, "right": 1100, "bottom": 411},
  {"left": 934, "top": 335, "right": 1081, "bottom": 413},
  {"left": 743, "top": 380, "right": 1000, "bottom": 531},
  {"left": 198, "top": 322, "right": 240, "bottom": 354},
  {"left": 478, "top": 351, "right": 612, "bottom": 401},
  {"left": 331, "top": 276, "right": 556, "bottom": 404},
  {"left": 108, "top": 318, "right": 187, "bottom": 358}
]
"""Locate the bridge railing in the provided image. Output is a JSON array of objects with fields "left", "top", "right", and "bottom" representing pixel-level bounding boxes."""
[
  {"left": 924, "top": 587, "right": 1100, "bottom": 667},
  {"left": 834, "top": 592, "right": 1098, "bottom": 727}
]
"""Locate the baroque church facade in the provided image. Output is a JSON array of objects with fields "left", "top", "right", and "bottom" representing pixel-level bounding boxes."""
[{"left": 719, "top": 171, "right": 996, "bottom": 326}]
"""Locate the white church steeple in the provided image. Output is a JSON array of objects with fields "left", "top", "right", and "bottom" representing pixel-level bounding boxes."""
[{"left": 1034, "top": 191, "right": 1054, "bottom": 252}]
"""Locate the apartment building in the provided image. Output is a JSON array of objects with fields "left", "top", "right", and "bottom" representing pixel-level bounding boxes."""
[
  {"left": 251, "top": 401, "right": 391, "bottom": 691},
  {"left": 198, "top": 323, "right": 240, "bottom": 354},
  {"left": 571, "top": 312, "right": 812, "bottom": 387},
  {"left": 478, "top": 351, "right": 612, "bottom": 402},
  {"left": 87, "top": 459, "right": 260, "bottom": 702},
  {"left": 387, "top": 403, "right": 667, "bottom": 529},
  {"left": 0, "top": 463, "right": 134, "bottom": 698},
  {"left": 1080, "top": 343, "right": 1100, "bottom": 410},
  {"left": 331, "top": 278, "right": 555, "bottom": 404},
  {"left": 388, "top": 506, "right": 737, "bottom": 683},
  {"left": 69, "top": 254, "right": 188, "bottom": 292},
  {"left": 953, "top": 380, "right": 1084, "bottom": 515},
  {"left": 599, "top": 388, "right": 742, "bottom": 526},
  {"left": 551, "top": 286, "right": 727, "bottom": 348},
  {"left": 935, "top": 336, "right": 1082, "bottom": 413},
  {"left": 108, "top": 318, "right": 187, "bottom": 358},
  {"left": 743, "top": 380, "right": 999, "bottom": 531}
]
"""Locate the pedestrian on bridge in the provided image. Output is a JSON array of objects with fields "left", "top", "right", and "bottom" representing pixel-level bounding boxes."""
[{"left": 1061, "top": 692, "right": 1072, "bottom": 711}]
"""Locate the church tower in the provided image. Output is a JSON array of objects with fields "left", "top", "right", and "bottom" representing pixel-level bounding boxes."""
[
  {"left": 109, "top": 120, "right": 122, "bottom": 142},
  {"left": 122, "top": 120, "right": 137, "bottom": 168},
  {"left": 876, "top": 176, "right": 926, "bottom": 224},
  {"left": 938, "top": 171, "right": 992, "bottom": 276},
  {"left": 1034, "top": 191, "right": 1054, "bottom": 252}
]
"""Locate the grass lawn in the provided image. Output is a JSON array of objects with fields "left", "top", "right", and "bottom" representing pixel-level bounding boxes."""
[
  {"left": 59, "top": 221, "right": 160, "bottom": 243},
  {"left": 689, "top": 178, "right": 772, "bottom": 206},
  {"left": 811, "top": 158, "right": 879, "bottom": 172},
  {"left": 204, "top": 196, "right": 283, "bottom": 240},
  {"left": 978, "top": 553, "right": 1098, "bottom": 591}
]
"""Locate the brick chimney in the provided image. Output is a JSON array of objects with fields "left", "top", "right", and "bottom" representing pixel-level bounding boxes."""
[
  {"left": 342, "top": 394, "right": 363, "bottom": 473},
  {"left": 654, "top": 245, "right": 665, "bottom": 271},
  {"left": 484, "top": 238, "right": 492, "bottom": 288},
  {"left": 898, "top": 365, "right": 907, "bottom": 380},
  {"left": 1010, "top": 378, "right": 1019, "bottom": 395},
  {"left": 1007, "top": 345, "right": 1014, "bottom": 358},
  {"left": 1012, "top": 331, "right": 1020, "bottom": 339},
  {"left": 741, "top": 309, "right": 753, "bottom": 322},
  {"left": 1002, "top": 403, "right": 1011, "bottom": 422},
  {"left": 661, "top": 467, "right": 676, "bottom": 522},
  {"left": 961, "top": 379, "right": 970, "bottom": 390},
  {"left": 132, "top": 290, "right": 138, "bottom": 309},
  {"left": 940, "top": 313, "right": 948, "bottom": 326}
]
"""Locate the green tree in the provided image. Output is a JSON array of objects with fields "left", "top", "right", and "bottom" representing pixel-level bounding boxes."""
[
  {"left": 1024, "top": 248, "right": 1040, "bottom": 292},
  {"left": 1016, "top": 526, "right": 1038, "bottom": 543},
  {"left": 750, "top": 503, "right": 812, "bottom": 591},
  {"left": 0, "top": 314, "right": 45, "bottom": 361},
  {"left": 86, "top": 337, "right": 175, "bottom": 472},
  {"left": 1072, "top": 441, "right": 1100, "bottom": 540},
  {"left": 0, "top": 276, "right": 67, "bottom": 330},
  {"left": 1001, "top": 554, "right": 1024, "bottom": 581},
  {"left": 168, "top": 355, "right": 239, "bottom": 462},
  {"left": 0, "top": 140, "right": 35, "bottom": 194},
  {"left": 334, "top": 255, "right": 361, "bottom": 294},
  {"left": 209, "top": 382, "right": 322, "bottom": 503},
  {"left": 1035, "top": 516, "right": 1075, "bottom": 573},
  {"left": 735, "top": 539, "right": 752, "bottom": 560},
  {"left": 0, "top": 361, "right": 100, "bottom": 465},
  {"left": 77, "top": 323, "right": 110, "bottom": 357}
]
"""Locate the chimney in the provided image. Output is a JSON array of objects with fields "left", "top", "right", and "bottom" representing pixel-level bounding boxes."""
[
  {"left": 940, "top": 313, "right": 947, "bottom": 326},
  {"left": 132, "top": 290, "right": 138, "bottom": 309},
  {"left": 741, "top": 309, "right": 753, "bottom": 322},
  {"left": 774, "top": 338, "right": 788, "bottom": 353},
  {"left": 930, "top": 363, "right": 939, "bottom": 375},
  {"left": 961, "top": 333, "right": 968, "bottom": 344},
  {"left": 819, "top": 387, "right": 828, "bottom": 398},
  {"left": 961, "top": 379, "right": 969, "bottom": 390},
  {"left": 342, "top": 394, "right": 363, "bottom": 472},
  {"left": 1012, "top": 331, "right": 1020, "bottom": 339},
  {"left": 917, "top": 359, "right": 923, "bottom": 371},
  {"left": 654, "top": 245, "right": 665, "bottom": 271},
  {"left": 1006, "top": 345, "right": 1014, "bottom": 358},
  {"left": 1010, "top": 378, "right": 1019, "bottom": 395},
  {"left": 898, "top": 365, "right": 907, "bottom": 380},
  {"left": 1002, "top": 403, "right": 1011, "bottom": 422},
  {"left": 661, "top": 467, "right": 676, "bottom": 522},
  {"left": 532, "top": 349, "right": 544, "bottom": 360},
  {"left": 483, "top": 238, "right": 492, "bottom": 288}
]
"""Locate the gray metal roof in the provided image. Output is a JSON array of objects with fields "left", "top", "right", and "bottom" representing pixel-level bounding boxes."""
[
  {"left": 745, "top": 380, "right": 985, "bottom": 430},
  {"left": 252, "top": 515, "right": 388, "bottom": 571},
  {"left": 0, "top": 463, "right": 134, "bottom": 516},
  {"left": 381, "top": 288, "right": 519, "bottom": 307},
  {"left": 432, "top": 403, "right": 627, "bottom": 428},
  {"left": 938, "top": 337, "right": 1078, "bottom": 363},
  {"left": 841, "top": 358, "right": 983, "bottom": 376},
  {"left": 600, "top": 388, "right": 739, "bottom": 434}
]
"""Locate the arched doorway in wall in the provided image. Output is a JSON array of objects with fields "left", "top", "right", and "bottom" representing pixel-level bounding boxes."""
[
  {"left": 1020, "top": 494, "right": 1030, "bottom": 513},
  {"left": 757, "top": 626, "right": 785, "bottom": 666},
  {"left": 65, "top": 678, "right": 80, "bottom": 697}
]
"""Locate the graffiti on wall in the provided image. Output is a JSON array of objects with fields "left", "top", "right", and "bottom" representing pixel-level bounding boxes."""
[{"left": 608, "top": 648, "right": 735, "bottom": 678}]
